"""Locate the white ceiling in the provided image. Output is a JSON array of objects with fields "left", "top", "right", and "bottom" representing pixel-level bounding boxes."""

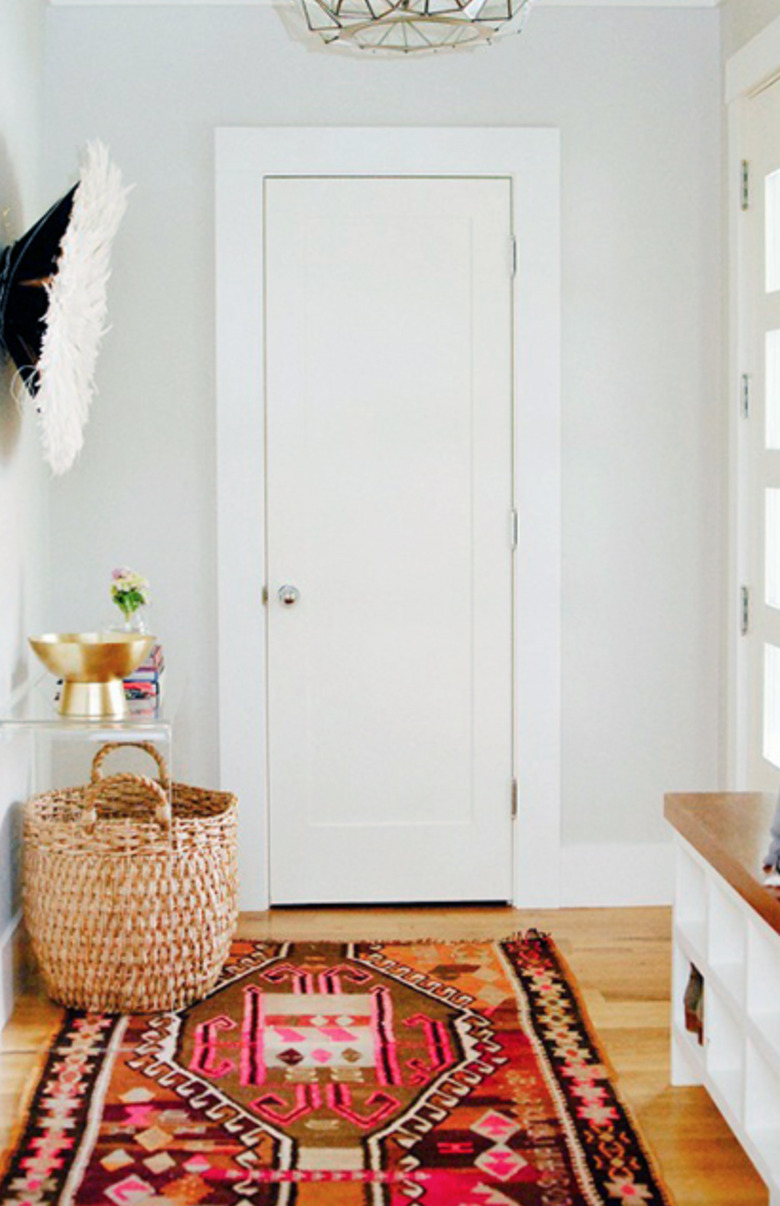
[{"left": 47, "top": 0, "right": 721, "bottom": 8}]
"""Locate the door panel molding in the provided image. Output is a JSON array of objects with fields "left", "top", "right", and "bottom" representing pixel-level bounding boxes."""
[
  {"left": 215, "top": 127, "right": 561, "bottom": 909},
  {"left": 265, "top": 177, "right": 514, "bottom": 904}
]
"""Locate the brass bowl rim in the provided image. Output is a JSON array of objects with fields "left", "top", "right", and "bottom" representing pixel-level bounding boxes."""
[{"left": 29, "top": 632, "right": 157, "bottom": 647}]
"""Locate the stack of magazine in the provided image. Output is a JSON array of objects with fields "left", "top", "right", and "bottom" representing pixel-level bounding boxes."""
[{"left": 124, "top": 643, "right": 165, "bottom": 717}]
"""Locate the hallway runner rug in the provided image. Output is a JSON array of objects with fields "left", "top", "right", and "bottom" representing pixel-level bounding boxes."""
[{"left": 1, "top": 935, "right": 672, "bottom": 1205}]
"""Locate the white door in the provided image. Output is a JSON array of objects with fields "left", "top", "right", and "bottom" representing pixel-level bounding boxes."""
[
  {"left": 739, "top": 83, "right": 780, "bottom": 791},
  {"left": 265, "top": 177, "right": 514, "bottom": 904}
]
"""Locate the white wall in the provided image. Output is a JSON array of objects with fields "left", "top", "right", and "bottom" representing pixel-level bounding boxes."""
[
  {"left": 42, "top": 4, "right": 722, "bottom": 892},
  {"left": 722, "top": 0, "right": 780, "bottom": 58},
  {"left": 0, "top": 0, "right": 49, "bottom": 1024}
]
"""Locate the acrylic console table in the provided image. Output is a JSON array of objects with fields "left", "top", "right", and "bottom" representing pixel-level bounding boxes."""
[
  {"left": 0, "top": 668, "right": 177, "bottom": 738},
  {"left": 665, "top": 791, "right": 780, "bottom": 1205},
  {"left": 0, "top": 672, "right": 178, "bottom": 793}
]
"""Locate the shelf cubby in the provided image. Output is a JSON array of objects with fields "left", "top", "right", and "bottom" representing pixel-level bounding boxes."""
[
  {"left": 747, "top": 915, "right": 780, "bottom": 1064},
  {"left": 671, "top": 942, "right": 705, "bottom": 1084},
  {"left": 705, "top": 986, "right": 745, "bottom": 1122},
  {"left": 707, "top": 879, "right": 747, "bottom": 1011},
  {"left": 745, "top": 1042, "right": 780, "bottom": 1184},
  {"left": 675, "top": 843, "right": 707, "bottom": 954},
  {"left": 675, "top": 946, "right": 704, "bottom": 1036}
]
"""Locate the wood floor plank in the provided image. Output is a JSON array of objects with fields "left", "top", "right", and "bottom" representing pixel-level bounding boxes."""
[{"left": 0, "top": 905, "right": 767, "bottom": 1204}]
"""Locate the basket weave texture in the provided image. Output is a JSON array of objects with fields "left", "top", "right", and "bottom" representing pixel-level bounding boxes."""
[{"left": 23, "top": 741, "right": 238, "bottom": 1013}]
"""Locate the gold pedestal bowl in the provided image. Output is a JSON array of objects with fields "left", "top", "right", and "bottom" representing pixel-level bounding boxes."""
[{"left": 29, "top": 632, "right": 156, "bottom": 719}]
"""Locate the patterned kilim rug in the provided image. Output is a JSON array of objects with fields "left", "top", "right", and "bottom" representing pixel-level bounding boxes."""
[{"left": 1, "top": 935, "right": 672, "bottom": 1205}]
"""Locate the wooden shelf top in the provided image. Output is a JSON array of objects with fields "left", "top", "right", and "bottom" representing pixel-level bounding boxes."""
[{"left": 665, "top": 792, "right": 780, "bottom": 933}]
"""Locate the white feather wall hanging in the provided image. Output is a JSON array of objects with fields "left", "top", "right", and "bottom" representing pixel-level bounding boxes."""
[{"left": 0, "top": 141, "right": 130, "bottom": 474}]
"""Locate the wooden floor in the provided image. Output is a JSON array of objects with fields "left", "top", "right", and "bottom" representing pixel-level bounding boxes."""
[{"left": 0, "top": 906, "right": 767, "bottom": 1204}]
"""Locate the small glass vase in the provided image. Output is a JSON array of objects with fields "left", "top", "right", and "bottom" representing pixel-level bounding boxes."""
[{"left": 110, "top": 608, "right": 148, "bottom": 635}]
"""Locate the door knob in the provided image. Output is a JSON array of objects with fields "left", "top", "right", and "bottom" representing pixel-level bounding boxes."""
[{"left": 278, "top": 585, "right": 300, "bottom": 607}]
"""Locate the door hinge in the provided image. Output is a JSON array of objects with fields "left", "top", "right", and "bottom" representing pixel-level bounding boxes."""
[
  {"left": 511, "top": 779, "right": 518, "bottom": 820},
  {"left": 741, "top": 373, "right": 751, "bottom": 419},
  {"left": 262, "top": 585, "right": 269, "bottom": 605},
  {"left": 510, "top": 508, "right": 518, "bottom": 550},
  {"left": 740, "top": 585, "right": 750, "bottom": 636},
  {"left": 741, "top": 160, "right": 750, "bottom": 211},
  {"left": 510, "top": 234, "right": 517, "bottom": 279}
]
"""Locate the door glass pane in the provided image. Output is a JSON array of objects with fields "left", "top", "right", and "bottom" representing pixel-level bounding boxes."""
[
  {"left": 767, "top": 330, "right": 780, "bottom": 449},
  {"left": 764, "top": 644, "right": 780, "bottom": 768},
  {"left": 767, "top": 170, "right": 780, "bottom": 293},
  {"left": 767, "top": 489, "right": 780, "bottom": 608}
]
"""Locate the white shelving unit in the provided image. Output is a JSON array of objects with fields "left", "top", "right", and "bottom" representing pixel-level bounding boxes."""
[{"left": 671, "top": 833, "right": 780, "bottom": 1204}]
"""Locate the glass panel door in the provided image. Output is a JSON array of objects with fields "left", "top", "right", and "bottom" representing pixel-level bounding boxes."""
[{"left": 738, "top": 81, "right": 780, "bottom": 790}]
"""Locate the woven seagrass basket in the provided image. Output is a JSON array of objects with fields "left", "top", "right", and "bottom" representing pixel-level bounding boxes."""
[{"left": 23, "top": 741, "right": 238, "bottom": 1013}]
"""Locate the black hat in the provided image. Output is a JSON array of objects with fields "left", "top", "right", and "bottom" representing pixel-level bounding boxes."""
[{"left": 0, "top": 188, "right": 77, "bottom": 394}]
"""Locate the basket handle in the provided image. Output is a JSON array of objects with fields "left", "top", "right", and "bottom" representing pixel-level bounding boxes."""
[
  {"left": 84, "top": 742, "right": 172, "bottom": 831},
  {"left": 91, "top": 742, "right": 171, "bottom": 791},
  {"left": 80, "top": 772, "right": 172, "bottom": 831}
]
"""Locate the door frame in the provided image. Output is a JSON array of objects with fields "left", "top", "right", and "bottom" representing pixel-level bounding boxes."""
[
  {"left": 215, "top": 127, "right": 561, "bottom": 909},
  {"left": 727, "top": 20, "right": 780, "bottom": 786}
]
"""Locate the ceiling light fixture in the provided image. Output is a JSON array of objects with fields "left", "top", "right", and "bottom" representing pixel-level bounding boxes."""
[{"left": 300, "top": 0, "right": 532, "bottom": 53}]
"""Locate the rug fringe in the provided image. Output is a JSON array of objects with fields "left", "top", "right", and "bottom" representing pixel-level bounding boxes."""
[{"left": 256, "top": 931, "right": 554, "bottom": 946}]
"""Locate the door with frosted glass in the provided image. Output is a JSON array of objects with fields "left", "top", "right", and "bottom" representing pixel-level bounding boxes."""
[
  {"left": 264, "top": 177, "right": 514, "bottom": 903},
  {"left": 740, "top": 83, "right": 780, "bottom": 790}
]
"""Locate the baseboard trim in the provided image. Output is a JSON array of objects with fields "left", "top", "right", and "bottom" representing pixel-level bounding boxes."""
[
  {"left": 0, "top": 911, "right": 22, "bottom": 1029},
  {"left": 558, "top": 841, "right": 674, "bottom": 907}
]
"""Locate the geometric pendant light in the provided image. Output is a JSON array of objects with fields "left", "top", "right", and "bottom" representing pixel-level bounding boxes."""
[{"left": 300, "top": 0, "right": 532, "bottom": 53}]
